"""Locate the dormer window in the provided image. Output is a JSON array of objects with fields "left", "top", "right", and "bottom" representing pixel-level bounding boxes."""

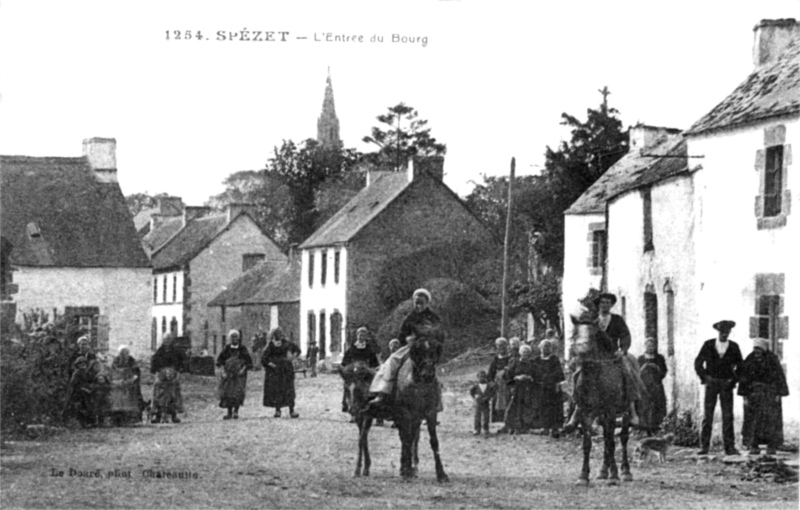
[{"left": 26, "top": 222, "right": 42, "bottom": 239}]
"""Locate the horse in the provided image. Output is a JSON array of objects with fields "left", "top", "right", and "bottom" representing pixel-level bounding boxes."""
[
  {"left": 570, "top": 310, "right": 634, "bottom": 486},
  {"left": 338, "top": 361, "right": 377, "bottom": 477},
  {"left": 340, "top": 341, "right": 449, "bottom": 482}
]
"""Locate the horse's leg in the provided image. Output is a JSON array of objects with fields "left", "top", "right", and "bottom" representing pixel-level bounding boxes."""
[
  {"left": 412, "top": 423, "right": 420, "bottom": 478},
  {"left": 363, "top": 417, "right": 373, "bottom": 477},
  {"left": 619, "top": 414, "right": 633, "bottom": 482},
  {"left": 597, "top": 414, "right": 610, "bottom": 480},
  {"left": 426, "top": 412, "right": 449, "bottom": 482},
  {"left": 577, "top": 414, "right": 592, "bottom": 485},
  {"left": 604, "top": 414, "right": 619, "bottom": 485},
  {"left": 355, "top": 418, "right": 364, "bottom": 477},
  {"left": 397, "top": 419, "right": 413, "bottom": 480}
]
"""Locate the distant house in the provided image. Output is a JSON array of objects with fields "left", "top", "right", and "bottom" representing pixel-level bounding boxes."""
[
  {"left": 298, "top": 156, "right": 495, "bottom": 361},
  {"left": 0, "top": 138, "right": 152, "bottom": 356},
  {"left": 145, "top": 203, "right": 286, "bottom": 352},
  {"left": 208, "top": 254, "right": 300, "bottom": 356},
  {"left": 562, "top": 19, "right": 799, "bottom": 425},
  {"left": 133, "top": 196, "right": 184, "bottom": 238}
]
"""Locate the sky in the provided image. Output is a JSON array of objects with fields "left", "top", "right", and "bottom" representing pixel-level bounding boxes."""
[{"left": 1, "top": 0, "right": 798, "bottom": 205}]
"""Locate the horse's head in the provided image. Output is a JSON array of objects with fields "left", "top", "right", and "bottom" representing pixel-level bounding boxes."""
[
  {"left": 570, "top": 304, "right": 599, "bottom": 357},
  {"left": 409, "top": 340, "right": 440, "bottom": 384},
  {"left": 339, "top": 362, "right": 376, "bottom": 414}
]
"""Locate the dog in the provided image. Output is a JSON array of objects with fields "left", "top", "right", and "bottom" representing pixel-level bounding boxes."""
[
  {"left": 140, "top": 400, "right": 153, "bottom": 424},
  {"left": 634, "top": 433, "right": 675, "bottom": 464}
]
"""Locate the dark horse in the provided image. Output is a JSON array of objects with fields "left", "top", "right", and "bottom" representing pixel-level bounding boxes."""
[
  {"left": 339, "top": 342, "right": 448, "bottom": 482},
  {"left": 571, "top": 308, "right": 633, "bottom": 485}
]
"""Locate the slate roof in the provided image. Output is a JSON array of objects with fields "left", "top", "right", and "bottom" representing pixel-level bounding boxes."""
[
  {"left": 133, "top": 201, "right": 183, "bottom": 232},
  {"left": 565, "top": 137, "right": 688, "bottom": 215},
  {"left": 142, "top": 216, "right": 183, "bottom": 255},
  {"left": 299, "top": 172, "right": 411, "bottom": 249},
  {"left": 150, "top": 214, "right": 232, "bottom": 270},
  {"left": 0, "top": 156, "right": 150, "bottom": 268},
  {"left": 208, "top": 258, "right": 300, "bottom": 306},
  {"left": 686, "top": 38, "right": 800, "bottom": 136}
]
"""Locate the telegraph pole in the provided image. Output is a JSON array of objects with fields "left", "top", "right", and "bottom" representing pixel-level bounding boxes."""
[{"left": 500, "top": 157, "right": 515, "bottom": 337}]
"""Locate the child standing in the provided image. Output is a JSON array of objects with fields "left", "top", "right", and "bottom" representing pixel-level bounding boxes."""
[
  {"left": 306, "top": 339, "right": 319, "bottom": 377},
  {"left": 470, "top": 370, "right": 496, "bottom": 436}
]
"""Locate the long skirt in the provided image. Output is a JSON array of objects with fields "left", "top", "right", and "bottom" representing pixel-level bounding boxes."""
[
  {"left": 742, "top": 383, "right": 784, "bottom": 448},
  {"left": 218, "top": 357, "right": 248, "bottom": 408},
  {"left": 637, "top": 363, "right": 667, "bottom": 430},
  {"left": 505, "top": 378, "right": 536, "bottom": 432},
  {"left": 621, "top": 354, "right": 646, "bottom": 402},
  {"left": 153, "top": 367, "right": 183, "bottom": 415},
  {"left": 532, "top": 384, "right": 563, "bottom": 430},
  {"left": 492, "top": 369, "right": 509, "bottom": 422},
  {"left": 262, "top": 359, "right": 295, "bottom": 408}
]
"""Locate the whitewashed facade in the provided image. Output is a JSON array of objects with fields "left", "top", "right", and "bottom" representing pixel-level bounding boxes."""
[{"left": 299, "top": 245, "right": 348, "bottom": 361}]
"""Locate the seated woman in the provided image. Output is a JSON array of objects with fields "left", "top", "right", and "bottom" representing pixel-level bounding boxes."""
[
  {"left": 341, "top": 327, "right": 380, "bottom": 414},
  {"left": 217, "top": 329, "right": 254, "bottom": 420},
  {"left": 261, "top": 327, "right": 301, "bottom": 418},
  {"left": 368, "top": 288, "right": 443, "bottom": 407}
]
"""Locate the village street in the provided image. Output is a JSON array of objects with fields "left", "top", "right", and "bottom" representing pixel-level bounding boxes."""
[{"left": 1, "top": 365, "right": 797, "bottom": 509}]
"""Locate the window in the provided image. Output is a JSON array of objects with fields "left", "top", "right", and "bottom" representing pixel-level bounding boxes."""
[
  {"left": 162, "top": 275, "right": 167, "bottom": 303},
  {"left": 591, "top": 230, "right": 606, "bottom": 269},
  {"left": 749, "top": 274, "right": 788, "bottom": 361},
  {"left": 66, "top": 306, "right": 99, "bottom": 347},
  {"left": 644, "top": 288, "right": 658, "bottom": 350},
  {"left": 308, "top": 252, "right": 315, "bottom": 288},
  {"left": 172, "top": 275, "right": 177, "bottom": 302},
  {"left": 307, "top": 311, "right": 316, "bottom": 352},
  {"left": 242, "top": 253, "right": 265, "bottom": 272},
  {"left": 221, "top": 306, "right": 226, "bottom": 323},
  {"left": 334, "top": 251, "right": 341, "bottom": 284},
  {"left": 755, "top": 125, "right": 791, "bottom": 229},
  {"left": 665, "top": 286, "right": 675, "bottom": 357},
  {"left": 330, "top": 311, "right": 343, "bottom": 353},
  {"left": 642, "top": 188, "right": 654, "bottom": 252},
  {"left": 170, "top": 317, "right": 178, "bottom": 336},
  {"left": 151, "top": 318, "right": 158, "bottom": 351},
  {"left": 319, "top": 310, "right": 327, "bottom": 360},
  {"left": 321, "top": 250, "right": 327, "bottom": 286},
  {"left": 764, "top": 145, "right": 784, "bottom": 217},
  {"left": 161, "top": 316, "right": 167, "bottom": 335},
  {"left": 153, "top": 278, "right": 158, "bottom": 303}
]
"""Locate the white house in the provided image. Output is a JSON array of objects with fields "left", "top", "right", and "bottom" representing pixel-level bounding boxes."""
[{"left": 0, "top": 138, "right": 153, "bottom": 357}]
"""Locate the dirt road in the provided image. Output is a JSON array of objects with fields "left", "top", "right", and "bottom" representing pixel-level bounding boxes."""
[{"left": 1, "top": 368, "right": 797, "bottom": 509}]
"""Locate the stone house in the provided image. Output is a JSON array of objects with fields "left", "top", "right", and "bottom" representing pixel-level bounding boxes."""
[
  {"left": 563, "top": 19, "right": 799, "bottom": 425},
  {"left": 145, "top": 203, "right": 286, "bottom": 352},
  {"left": 298, "top": 157, "right": 496, "bottom": 361},
  {"left": 208, "top": 254, "right": 300, "bottom": 357},
  {"left": 0, "top": 138, "right": 152, "bottom": 356},
  {"left": 133, "top": 196, "right": 184, "bottom": 237}
]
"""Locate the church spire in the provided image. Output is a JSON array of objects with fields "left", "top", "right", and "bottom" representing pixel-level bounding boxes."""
[{"left": 317, "top": 68, "right": 342, "bottom": 149}]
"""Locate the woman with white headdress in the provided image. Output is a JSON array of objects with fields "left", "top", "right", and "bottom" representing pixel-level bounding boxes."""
[
  {"left": 367, "top": 288, "right": 444, "bottom": 407},
  {"left": 110, "top": 345, "right": 144, "bottom": 424},
  {"left": 531, "top": 339, "right": 565, "bottom": 437},
  {"left": 216, "top": 329, "right": 253, "bottom": 420}
]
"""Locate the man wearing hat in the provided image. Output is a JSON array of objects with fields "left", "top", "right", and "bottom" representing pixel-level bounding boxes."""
[{"left": 694, "top": 320, "right": 743, "bottom": 455}]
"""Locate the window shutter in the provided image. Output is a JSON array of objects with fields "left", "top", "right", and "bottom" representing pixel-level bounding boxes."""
[
  {"left": 778, "top": 316, "right": 789, "bottom": 339},
  {"left": 749, "top": 316, "right": 759, "bottom": 338}
]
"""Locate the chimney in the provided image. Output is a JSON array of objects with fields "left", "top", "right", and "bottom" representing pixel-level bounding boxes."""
[
  {"left": 226, "top": 203, "right": 256, "bottom": 223},
  {"left": 407, "top": 155, "right": 445, "bottom": 182},
  {"left": 628, "top": 124, "right": 682, "bottom": 153},
  {"left": 288, "top": 243, "right": 299, "bottom": 264},
  {"left": 182, "top": 206, "right": 211, "bottom": 226},
  {"left": 157, "top": 196, "right": 184, "bottom": 216},
  {"left": 82, "top": 137, "right": 117, "bottom": 183},
  {"left": 753, "top": 18, "right": 800, "bottom": 68}
]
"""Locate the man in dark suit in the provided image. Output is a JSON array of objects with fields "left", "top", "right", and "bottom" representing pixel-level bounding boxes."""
[{"left": 694, "top": 320, "right": 743, "bottom": 455}]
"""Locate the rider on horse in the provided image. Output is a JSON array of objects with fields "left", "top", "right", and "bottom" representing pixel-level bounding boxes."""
[
  {"left": 367, "top": 288, "right": 443, "bottom": 408},
  {"left": 564, "top": 292, "right": 644, "bottom": 432}
]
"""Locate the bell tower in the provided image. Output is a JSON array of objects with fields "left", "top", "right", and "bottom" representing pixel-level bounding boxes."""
[{"left": 316, "top": 67, "right": 342, "bottom": 150}]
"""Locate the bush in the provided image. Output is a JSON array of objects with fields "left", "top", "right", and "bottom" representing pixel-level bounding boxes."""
[
  {"left": 662, "top": 409, "right": 700, "bottom": 447},
  {"left": 376, "top": 278, "right": 500, "bottom": 361}
]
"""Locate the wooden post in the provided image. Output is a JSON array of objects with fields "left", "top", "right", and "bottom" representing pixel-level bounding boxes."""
[{"left": 500, "top": 157, "right": 515, "bottom": 337}]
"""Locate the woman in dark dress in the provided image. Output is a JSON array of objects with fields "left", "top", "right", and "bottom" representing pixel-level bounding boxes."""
[
  {"left": 637, "top": 337, "right": 668, "bottom": 435},
  {"left": 504, "top": 345, "right": 537, "bottom": 434},
  {"left": 738, "top": 338, "right": 789, "bottom": 455},
  {"left": 217, "top": 329, "right": 254, "bottom": 420},
  {"left": 531, "top": 339, "right": 565, "bottom": 437},
  {"left": 150, "top": 333, "right": 187, "bottom": 424},
  {"left": 487, "top": 337, "right": 511, "bottom": 423},
  {"left": 341, "top": 326, "right": 381, "bottom": 415},
  {"left": 262, "top": 327, "right": 301, "bottom": 418}
]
